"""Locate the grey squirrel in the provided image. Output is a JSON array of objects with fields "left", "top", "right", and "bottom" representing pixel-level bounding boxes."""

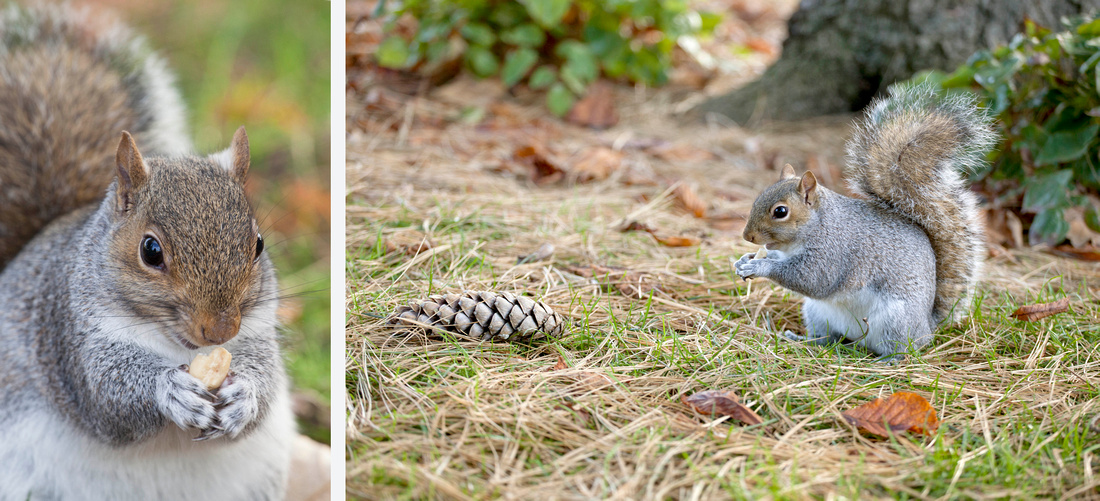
[
  {"left": 0, "top": 3, "right": 293, "bottom": 499},
  {"left": 735, "top": 83, "right": 995, "bottom": 360}
]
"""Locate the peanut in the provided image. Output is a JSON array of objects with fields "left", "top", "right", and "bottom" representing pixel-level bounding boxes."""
[{"left": 188, "top": 347, "right": 232, "bottom": 390}]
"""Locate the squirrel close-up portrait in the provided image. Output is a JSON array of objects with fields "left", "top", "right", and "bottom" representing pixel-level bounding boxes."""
[
  {"left": 735, "top": 83, "right": 995, "bottom": 362},
  {"left": 0, "top": 2, "right": 329, "bottom": 500}
]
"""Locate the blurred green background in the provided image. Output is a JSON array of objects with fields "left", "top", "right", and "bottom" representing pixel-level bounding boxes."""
[{"left": 102, "top": 0, "right": 332, "bottom": 443}]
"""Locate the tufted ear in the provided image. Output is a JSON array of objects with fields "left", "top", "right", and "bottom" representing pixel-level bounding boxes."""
[
  {"left": 780, "top": 163, "right": 797, "bottom": 180},
  {"left": 210, "top": 126, "right": 250, "bottom": 182},
  {"left": 115, "top": 131, "right": 148, "bottom": 213},
  {"left": 799, "top": 171, "right": 819, "bottom": 206}
]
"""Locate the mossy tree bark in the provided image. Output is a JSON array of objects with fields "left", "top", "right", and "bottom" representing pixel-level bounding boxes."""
[{"left": 701, "top": 0, "right": 1100, "bottom": 123}]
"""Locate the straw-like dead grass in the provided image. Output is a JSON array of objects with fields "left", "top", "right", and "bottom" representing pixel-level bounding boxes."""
[{"left": 345, "top": 78, "right": 1100, "bottom": 500}]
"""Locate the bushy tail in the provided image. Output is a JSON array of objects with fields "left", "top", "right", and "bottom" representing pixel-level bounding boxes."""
[
  {"left": 0, "top": 3, "right": 190, "bottom": 269},
  {"left": 845, "top": 82, "right": 996, "bottom": 324}
]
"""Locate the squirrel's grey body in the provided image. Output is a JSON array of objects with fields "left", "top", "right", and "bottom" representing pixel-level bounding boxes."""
[
  {"left": 736, "top": 84, "right": 994, "bottom": 359},
  {"left": 0, "top": 203, "right": 293, "bottom": 499},
  {"left": 0, "top": 3, "right": 293, "bottom": 498}
]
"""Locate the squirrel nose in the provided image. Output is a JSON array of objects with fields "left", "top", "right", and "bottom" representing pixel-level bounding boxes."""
[{"left": 198, "top": 309, "right": 241, "bottom": 345}]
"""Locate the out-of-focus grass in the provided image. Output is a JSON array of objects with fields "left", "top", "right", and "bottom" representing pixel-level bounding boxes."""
[{"left": 112, "top": 0, "right": 331, "bottom": 443}]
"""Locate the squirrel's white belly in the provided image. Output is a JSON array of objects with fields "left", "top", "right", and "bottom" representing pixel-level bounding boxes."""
[
  {"left": 805, "top": 286, "right": 904, "bottom": 352},
  {"left": 0, "top": 392, "right": 294, "bottom": 501}
]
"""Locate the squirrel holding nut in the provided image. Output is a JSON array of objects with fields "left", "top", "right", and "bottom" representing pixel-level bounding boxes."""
[
  {"left": 0, "top": 3, "right": 293, "bottom": 499},
  {"left": 735, "top": 83, "right": 995, "bottom": 361}
]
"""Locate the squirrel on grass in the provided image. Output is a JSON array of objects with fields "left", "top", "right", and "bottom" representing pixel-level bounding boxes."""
[
  {"left": 0, "top": 3, "right": 293, "bottom": 499},
  {"left": 735, "top": 83, "right": 996, "bottom": 361}
]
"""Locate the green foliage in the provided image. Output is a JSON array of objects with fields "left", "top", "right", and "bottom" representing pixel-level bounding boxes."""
[
  {"left": 915, "top": 16, "right": 1100, "bottom": 246},
  {"left": 376, "top": 0, "right": 716, "bottom": 115}
]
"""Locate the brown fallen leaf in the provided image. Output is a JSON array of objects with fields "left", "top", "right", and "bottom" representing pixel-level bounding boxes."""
[
  {"left": 674, "top": 183, "right": 707, "bottom": 218},
  {"left": 514, "top": 144, "right": 564, "bottom": 184},
  {"left": 619, "top": 220, "right": 656, "bottom": 234},
  {"left": 1051, "top": 244, "right": 1100, "bottom": 261},
  {"left": 1010, "top": 297, "right": 1070, "bottom": 321},
  {"left": 567, "top": 80, "right": 618, "bottom": 129},
  {"left": 648, "top": 142, "right": 716, "bottom": 164},
  {"left": 682, "top": 390, "right": 764, "bottom": 426},
  {"left": 841, "top": 392, "right": 939, "bottom": 437},
  {"left": 652, "top": 234, "right": 701, "bottom": 247},
  {"left": 550, "top": 354, "right": 569, "bottom": 371},
  {"left": 571, "top": 147, "right": 624, "bottom": 182}
]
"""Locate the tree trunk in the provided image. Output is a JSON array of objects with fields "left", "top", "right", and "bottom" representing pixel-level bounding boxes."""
[{"left": 701, "top": 0, "right": 1100, "bottom": 123}]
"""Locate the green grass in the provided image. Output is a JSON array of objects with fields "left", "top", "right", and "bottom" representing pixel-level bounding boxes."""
[{"left": 126, "top": 0, "right": 331, "bottom": 443}]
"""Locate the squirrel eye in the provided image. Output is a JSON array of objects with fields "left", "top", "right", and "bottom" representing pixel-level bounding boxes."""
[
  {"left": 772, "top": 206, "right": 789, "bottom": 219},
  {"left": 254, "top": 233, "right": 264, "bottom": 259},
  {"left": 141, "top": 236, "right": 165, "bottom": 269}
]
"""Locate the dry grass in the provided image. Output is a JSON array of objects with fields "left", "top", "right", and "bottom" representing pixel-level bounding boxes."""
[{"left": 345, "top": 77, "right": 1100, "bottom": 500}]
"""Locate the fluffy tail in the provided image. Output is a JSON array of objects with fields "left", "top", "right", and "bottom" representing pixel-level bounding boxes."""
[
  {"left": 0, "top": 3, "right": 191, "bottom": 268},
  {"left": 846, "top": 82, "right": 995, "bottom": 324}
]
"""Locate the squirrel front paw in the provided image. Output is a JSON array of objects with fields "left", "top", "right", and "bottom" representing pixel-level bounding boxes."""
[
  {"left": 158, "top": 366, "right": 218, "bottom": 432},
  {"left": 195, "top": 371, "right": 261, "bottom": 441},
  {"left": 734, "top": 253, "right": 769, "bottom": 280}
]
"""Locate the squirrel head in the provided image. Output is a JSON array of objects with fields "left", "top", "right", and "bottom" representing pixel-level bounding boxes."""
[
  {"left": 108, "top": 127, "right": 268, "bottom": 350},
  {"left": 742, "top": 164, "right": 819, "bottom": 251}
]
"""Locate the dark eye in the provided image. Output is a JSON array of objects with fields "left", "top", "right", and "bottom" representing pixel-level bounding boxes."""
[
  {"left": 772, "top": 206, "right": 788, "bottom": 219},
  {"left": 254, "top": 234, "right": 264, "bottom": 259},
  {"left": 141, "top": 236, "right": 165, "bottom": 269}
]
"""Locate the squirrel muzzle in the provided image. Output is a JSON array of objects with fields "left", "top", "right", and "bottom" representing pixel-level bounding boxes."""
[{"left": 193, "top": 309, "right": 242, "bottom": 346}]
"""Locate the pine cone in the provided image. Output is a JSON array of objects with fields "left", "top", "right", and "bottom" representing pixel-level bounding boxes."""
[{"left": 389, "top": 291, "right": 565, "bottom": 342}]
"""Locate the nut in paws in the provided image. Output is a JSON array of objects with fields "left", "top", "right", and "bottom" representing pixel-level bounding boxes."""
[{"left": 158, "top": 366, "right": 217, "bottom": 432}]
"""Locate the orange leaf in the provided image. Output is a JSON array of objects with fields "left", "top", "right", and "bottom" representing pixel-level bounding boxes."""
[
  {"left": 841, "top": 392, "right": 939, "bottom": 437},
  {"left": 652, "top": 234, "right": 700, "bottom": 247},
  {"left": 550, "top": 354, "right": 569, "bottom": 371},
  {"left": 1010, "top": 297, "right": 1070, "bottom": 321},
  {"left": 682, "top": 390, "right": 763, "bottom": 426},
  {"left": 566, "top": 81, "right": 618, "bottom": 129},
  {"left": 674, "top": 183, "right": 707, "bottom": 218},
  {"left": 571, "top": 147, "right": 623, "bottom": 182}
]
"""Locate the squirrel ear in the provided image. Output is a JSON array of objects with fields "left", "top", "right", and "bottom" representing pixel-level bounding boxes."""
[
  {"left": 780, "top": 163, "right": 797, "bottom": 180},
  {"left": 115, "top": 131, "right": 148, "bottom": 213},
  {"left": 211, "top": 126, "right": 250, "bottom": 182},
  {"left": 799, "top": 171, "right": 819, "bottom": 205}
]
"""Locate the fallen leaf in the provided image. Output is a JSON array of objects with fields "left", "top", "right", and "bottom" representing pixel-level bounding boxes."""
[
  {"left": 1010, "top": 297, "right": 1070, "bottom": 321},
  {"left": 841, "top": 392, "right": 939, "bottom": 437},
  {"left": 571, "top": 147, "right": 624, "bottom": 182},
  {"left": 550, "top": 354, "right": 569, "bottom": 371},
  {"left": 652, "top": 234, "right": 701, "bottom": 247},
  {"left": 648, "top": 142, "right": 715, "bottom": 164},
  {"left": 682, "top": 390, "right": 764, "bottom": 426},
  {"left": 620, "top": 220, "right": 656, "bottom": 234},
  {"left": 514, "top": 144, "right": 564, "bottom": 184},
  {"left": 567, "top": 80, "right": 618, "bottom": 129},
  {"left": 674, "top": 182, "right": 707, "bottom": 218},
  {"left": 1051, "top": 244, "right": 1100, "bottom": 261}
]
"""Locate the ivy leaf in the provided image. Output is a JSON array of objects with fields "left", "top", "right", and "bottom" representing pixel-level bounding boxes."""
[
  {"left": 523, "top": 0, "right": 570, "bottom": 29},
  {"left": 1029, "top": 207, "right": 1069, "bottom": 246},
  {"left": 501, "top": 24, "right": 546, "bottom": 48},
  {"left": 556, "top": 40, "right": 599, "bottom": 85},
  {"left": 1034, "top": 123, "right": 1099, "bottom": 166},
  {"left": 1022, "top": 170, "right": 1073, "bottom": 213},
  {"left": 465, "top": 46, "right": 499, "bottom": 77},
  {"left": 501, "top": 48, "right": 539, "bottom": 87},
  {"left": 377, "top": 36, "right": 411, "bottom": 68},
  {"left": 528, "top": 66, "right": 557, "bottom": 89},
  {"left": 460, "top": 22, "right": 496, "bottom": 47},
  {"left": 546, "top": 82, "right": 576, "bottom": 116},
  {"left": 1086, "top": 204, "right": 1100, "bottom": 233}
]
